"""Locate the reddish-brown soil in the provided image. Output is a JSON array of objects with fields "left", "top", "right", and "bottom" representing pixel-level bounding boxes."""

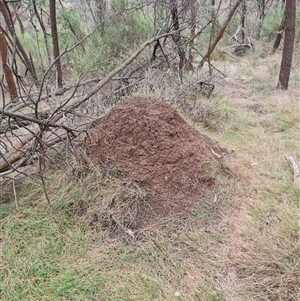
[{"left": 84, "top": 97, "right": 226, "bottom": 226}]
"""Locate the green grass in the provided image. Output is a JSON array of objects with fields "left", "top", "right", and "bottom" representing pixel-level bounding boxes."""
[{"left": 1, "top": 45, "right": 300, "bottom": 301}]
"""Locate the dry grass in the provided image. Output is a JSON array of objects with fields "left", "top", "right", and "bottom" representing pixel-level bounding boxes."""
[
  {"left": 199, "top": 50, "right": 300, "bottom": 300},
  {"left": 1, "top": 47, "right": 299, "bottom": 301}
]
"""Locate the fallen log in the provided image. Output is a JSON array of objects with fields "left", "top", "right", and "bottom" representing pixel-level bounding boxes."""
[{"left": 0, "top": 32, "right": 177, "bottom": 173}]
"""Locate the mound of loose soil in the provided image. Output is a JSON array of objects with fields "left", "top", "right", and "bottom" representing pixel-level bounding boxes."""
[{"left": 84, "top": 97, "right": 226, "bottom": 226}]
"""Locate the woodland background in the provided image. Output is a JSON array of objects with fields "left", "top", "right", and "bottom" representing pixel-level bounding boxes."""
[{"left": 0, "top": 1, "right": 299, "bottom": 300}]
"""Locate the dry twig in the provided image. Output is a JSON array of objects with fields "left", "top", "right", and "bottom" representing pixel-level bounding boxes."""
[{"left": 0, "top": 31, "right": 178, "bottom": 174}]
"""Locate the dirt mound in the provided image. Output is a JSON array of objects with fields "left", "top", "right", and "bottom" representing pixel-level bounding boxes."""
[{"left": 84, "top": 97, "right": 226, "bottom": 226}]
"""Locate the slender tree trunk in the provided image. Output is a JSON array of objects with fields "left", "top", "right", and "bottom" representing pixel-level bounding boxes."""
[
  {"left": 241, "top": 0, "right": 246, "bottom": 42},
  {"left": 13, "top": 5, "right": 24, "bottom": 34},
  {"left": 170, "top": 0, "right": 180, "bottom": 42},
  {"left": 95, "top": 0, "right": 106, "bottom": 22},
  {"left": 256, "top": 0, "right": 266, "bottom": 38},
  {"left": 277, "top": 0, "right": 296, "bottom": 90},
  {"left": 0, "top": 30, "right": 18, "bottom": 101},
  {"left": 188, "top": 0, "right": 196, "bottom": 65},
  {"left": 49, "top": 0, "right": 63, "bottom": 88},
  {"left": 33, "top": 0, "right": 51, "bottom": 65},
  {"left": 199, "top": 0, "right": 243, "bottom": 68},
  {"left": 258, "top": 0, "right": 265, "bottom": 18},
  {"left": 170, "top": 0, "right": 185, "bottom": 80}
]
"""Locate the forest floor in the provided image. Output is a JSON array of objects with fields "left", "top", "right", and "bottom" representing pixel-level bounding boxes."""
[{"left": 0, "top": 50, "right": 299, "bottom": 300}]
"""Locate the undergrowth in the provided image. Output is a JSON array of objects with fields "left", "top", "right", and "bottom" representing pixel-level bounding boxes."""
[{"left": 1, "top": 47, "right": 300, "bottom": 301}]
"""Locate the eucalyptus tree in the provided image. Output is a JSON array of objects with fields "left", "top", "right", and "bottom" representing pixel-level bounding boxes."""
[
  {"left": 277, "top": 0, "right": 296, "bottom": 90},
  {"left": 49, "top": 0, "right": 62, "bottom": 88}
]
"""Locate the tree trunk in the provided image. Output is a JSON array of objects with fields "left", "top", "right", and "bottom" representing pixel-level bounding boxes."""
[
  {"left": 170, "top": 0, "right": 185, "bottom": 80},
  {"left": 277, "top": 0, "right": 296, "bottom": 90},
  {"left": 199, "top": 0, "right": 243, "bottom": 68},
  {"left": 49, "top": 0, "right": 63, "bottom": 88},
  {"left": 256, "top": 0, "right": 266, "bottom": 38},
  {"left": 95, "top": 0, "right": 106, "bottom": 22},
  {"left": 188, "top": 0, "right": 196, "bottom": 66},
  {"left": 257, "top": 0, "right": 265, "bottom": 19},
  {"left": 170, "top": 0, "right": 180, "bottom": 43},
  {"left": 0, "top": 30, "right": 18, "bottom": 101},
  {"left": 241, "top": 0, "right": 246, "bottom": 42}
]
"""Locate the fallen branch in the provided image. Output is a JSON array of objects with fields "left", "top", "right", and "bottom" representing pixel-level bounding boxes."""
[
  {"left": 0, "top": 118, "right": 31, "bottom": 133},
  {"left": 285, "top": 155, "right": 300, "bottom": 188},
  {"left": 0, "top": 31, "right": 177, "bottom": 173},
  {"left": 0, "top": 125, "right": 40, "bottom": 172},
  {"left": 0, "top": 108, "right": 75, "bottom": 133},
  {"left": 62, "top": 31, "right": 178, "bottom": 112}
]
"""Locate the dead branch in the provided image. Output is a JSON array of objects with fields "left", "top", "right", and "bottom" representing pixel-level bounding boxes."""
[
  {"left": 5, "top": 75, "right": 146, "bottom": 114},
  {"left": 46, "top": 31, "right": 179, "bottom": 120},
  {"left": 0, "top": 118, "right": 31, "bottom": 133},
  {"left": 0, "top": 125, "right": 40, "bottom": 171},
  {"left": 0, "top": 32, "right": 177, "bottom": 174},
  {"left": 198, "top": 0, "right": 243, "bottom": 69},
  {"left": 229, "top": 25, "right": 247, "bottom": 43}
]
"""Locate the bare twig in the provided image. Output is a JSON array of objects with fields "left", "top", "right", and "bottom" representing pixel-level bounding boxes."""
[
  {"left": 0, "top": 32, "right": 177, "bottom": 173},
  {"left": 198, "top": 0, "right": 243, "bottom": 69}
]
